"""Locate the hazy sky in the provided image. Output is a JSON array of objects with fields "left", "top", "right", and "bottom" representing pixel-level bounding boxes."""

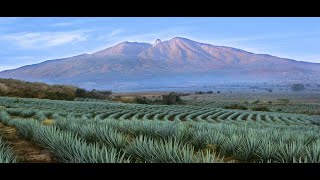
[{"left": 0, "top": 17, "right": 320, "bottom": 71}]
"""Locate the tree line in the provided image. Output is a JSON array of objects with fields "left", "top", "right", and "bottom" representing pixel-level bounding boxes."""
[{"left": 0, "top": 78, "right": 112, "bottom": 101}]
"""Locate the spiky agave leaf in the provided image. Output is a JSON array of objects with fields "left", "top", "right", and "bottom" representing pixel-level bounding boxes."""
[
  {"left": 0, "top": 137, "right": 18, "bottom": 163},
  {"left": 221, "top": 134, "right": 243, "bottom": 156},
  {"left": 275, "top": 141, "right": 305, "bottom": 163},
  {"left": 206, "top": 131, "right": 226, "bottom": 148},
  {"left": 126, "top": 135, "right": 197, "bottom": 163},
  {"left": 70, "top": 142, "right": 130, "bottom": 163},
  {"left": 304, "top": 140, "right": 320, "bottom": 163},
  {"left": 12, "top": 118, "right": 128, "bottom": 163},
  {"left": 0, "top": 110, "right": 11, "bottom": 124},
  {"left": 154, "top": 122, "right": 180, "bottom": 139},
  {"left": 236, "top": 135, "right": 261, "bottom": 161},
  {"left": 191, "top": 130, "right": 209, "bottom": 149},
  {"left": 125, "top": 135, "right": 156, "bottom": 162},
  {"left": 12, "top": 118, "right": 40, "bottom": 139},
  {"left": 153, "top": 137, "right": 196, "bottom": 163},
  {"left": 196, "top": 149, "right": 224, "bottom": 163},
  {"left": 95, "top": 125, "right": 128, "bottom": 149},
  {"left": 256, "top": 140, "right": 277, "bottom": 162},
  {"left": 292, "top": 156, "right": 308, "bottom": 163}
]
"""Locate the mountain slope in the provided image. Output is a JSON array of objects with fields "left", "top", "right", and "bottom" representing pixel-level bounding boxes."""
[{"left": 1, "top": 37, "right": 319, "bottom": 90}]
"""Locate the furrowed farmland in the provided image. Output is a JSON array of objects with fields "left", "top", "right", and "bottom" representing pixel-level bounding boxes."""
[{"left": 0, "top": 96, "right": 320, "bottom": 163}]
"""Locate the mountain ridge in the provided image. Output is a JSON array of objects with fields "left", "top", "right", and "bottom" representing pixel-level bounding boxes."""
[{"left": 1, "top": 37, "right": 319, "bottom": 90}]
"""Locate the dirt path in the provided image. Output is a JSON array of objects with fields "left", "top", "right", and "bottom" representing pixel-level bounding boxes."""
[{"left": 0, "top": 122, "right": 57, "bottom": 163}]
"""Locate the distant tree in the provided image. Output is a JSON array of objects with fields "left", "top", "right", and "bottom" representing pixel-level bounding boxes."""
[
  {"left": 100, "top": 90, "right": 112, "bottom": 96},
  {"left": 206, "top": 91, "right": 213, "bottom": 94},
  {"left": 291, "top": 83, "right": 305, "bottom": 91},
  {"left": 135, "top": 96, "right": 149, "bottom": 104},
  {"left": 225, "top": 104, "right": 247, "bottom": 110},
  {"left": 252, "top": 106, "right": 270, "bottom": 112},
  {"left": 178, "top": 93, "right": 191, "bottom": 96},
  {"left": 217, "top": 91, "right": 221, "bottom": 94},
  {"left": 162, "top": 92, "right": 182, "bottom": 105},
  {"left": 195, "top": 91, "right": 204, "bottom": 95},
  {"left": 75, "top": 88, "right": 87, "bottom": 97}
]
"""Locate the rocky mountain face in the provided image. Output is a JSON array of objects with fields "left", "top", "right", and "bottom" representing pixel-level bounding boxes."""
[{"left": 0, "top": 37, "right": 319, "bottom": 90}]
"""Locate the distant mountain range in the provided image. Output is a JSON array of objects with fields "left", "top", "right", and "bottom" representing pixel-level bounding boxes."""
[{"left": 1, "top": 37, "right": 320, "bottom": 90}]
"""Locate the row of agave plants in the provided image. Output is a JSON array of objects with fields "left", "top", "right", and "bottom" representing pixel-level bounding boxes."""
[
  {"left": 0, "top": 110, "right": 223, "bottom": 163},
  {"left": 1, "top": 109, "right": 320, "bottom": 163},
  {"left": 54, "top": 115, "right": 320, "bottom": 163},
  {"left": 0, "top": 96, "right": 312, "bottom": 126},
  {"left": 0, "top": 111, "right": 17, "bottom": 163}
]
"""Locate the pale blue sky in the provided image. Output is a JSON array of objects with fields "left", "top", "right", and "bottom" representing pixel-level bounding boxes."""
[{"left": 0, "top": 17, "right": 320, "bottom": 71}]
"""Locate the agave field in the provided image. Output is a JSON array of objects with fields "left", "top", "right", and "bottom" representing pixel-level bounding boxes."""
[{"left": 0, "top": 96, "right": 320, "bottom": 163}]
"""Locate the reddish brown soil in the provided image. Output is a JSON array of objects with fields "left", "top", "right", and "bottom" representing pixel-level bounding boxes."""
[{"left": 0, "top": 122, "right": 57, "bottom": 163}]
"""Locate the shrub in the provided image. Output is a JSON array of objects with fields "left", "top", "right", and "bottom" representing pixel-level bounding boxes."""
[
  {"left": 162, "top": 92, "right": 182, "bottom": 105},
  {"left": 278, "top": 98, "right": 290, "bottom": 104},
  {"left": 134, "top": 96, "right": 149, "bottom": 104},
  {"left": 225, "top": 104, "right": 248, "bottom": 110},
  {"left": 178, "top": 93, "right": 191, "bottom": 96},
  {"left": 195, "top": 91, "right": 204, "bottom": 95},
  {"left": 252, "top": 106, "right": 270, "bottom": 112},
  {"left": 252, "top": 100, "right": 260, "bottom": 104}
]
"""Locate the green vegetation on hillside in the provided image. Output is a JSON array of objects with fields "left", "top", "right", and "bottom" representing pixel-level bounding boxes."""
[{"left": 0, "top": 78, "right": 112, "bottom": 101}]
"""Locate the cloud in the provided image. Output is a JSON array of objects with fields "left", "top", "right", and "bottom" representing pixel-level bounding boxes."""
[
  {"left": 51, "top": 22, "right": 77, "bottom": 27},
  {"left": 0, "top": 30, "right": 88, "bottom": 49},
  {"left": 95, "top": 29, "right": 125, "bottom": 41},
  {"left": 109, "top": 29, "right": 124, "bottom": 37}
]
